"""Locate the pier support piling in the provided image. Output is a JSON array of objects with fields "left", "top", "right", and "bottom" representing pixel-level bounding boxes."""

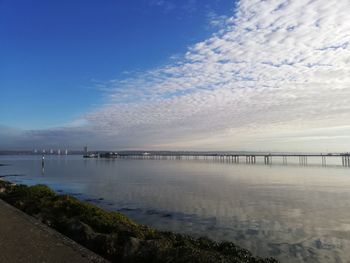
[
  {"left": 299, "top": 156, "right": 308, "bottom": 166},
  {"left": 282, "top": 156, "right": 287, "bottom": 165}
]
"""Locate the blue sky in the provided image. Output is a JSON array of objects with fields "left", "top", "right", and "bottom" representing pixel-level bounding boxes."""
[
  {"left": 1, "top": 0, "right": 350, "bottom": 151},
  {"left": 0, "top": 0, "right": 235, "bottom": 129}
]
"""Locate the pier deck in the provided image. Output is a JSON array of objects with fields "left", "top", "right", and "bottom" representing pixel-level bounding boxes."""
[{"left": 96, "top": 152, "right": 350, "bottom": 167}]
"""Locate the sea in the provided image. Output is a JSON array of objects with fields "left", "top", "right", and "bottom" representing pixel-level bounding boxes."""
[{"left": 1, "top": 154, "right": 350, "bottom": 262}]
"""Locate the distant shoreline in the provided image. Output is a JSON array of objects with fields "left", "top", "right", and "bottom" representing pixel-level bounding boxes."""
[{"left": 0, "top": 179, "right": 277, "bottom": 263}]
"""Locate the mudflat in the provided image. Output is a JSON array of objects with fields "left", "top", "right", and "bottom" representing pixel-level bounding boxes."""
[{"left": 0, "top": 199, "right": 107, "bottom": 263}]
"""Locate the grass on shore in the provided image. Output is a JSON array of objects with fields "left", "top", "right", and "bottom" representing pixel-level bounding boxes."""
[{"left": 0, "top": 180, "right": 278, "bottom": 263}]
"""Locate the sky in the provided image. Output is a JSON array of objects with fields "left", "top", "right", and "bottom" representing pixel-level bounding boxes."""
[{"left": 1, "top": 0, "right": 350, "bottom": 152}]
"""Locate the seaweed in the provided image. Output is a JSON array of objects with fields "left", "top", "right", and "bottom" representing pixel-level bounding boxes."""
[{"left": 0, "top": 180, "right": 278, "bottom": 263}]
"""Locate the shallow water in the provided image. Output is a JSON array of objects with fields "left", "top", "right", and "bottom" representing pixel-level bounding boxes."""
[{"left": 1, "top": 155, "right": 350, "bottom": 262}]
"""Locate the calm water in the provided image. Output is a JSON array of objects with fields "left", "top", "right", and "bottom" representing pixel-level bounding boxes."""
[{"left": 1, "top": 155, "right": 350, "bottom": 262}]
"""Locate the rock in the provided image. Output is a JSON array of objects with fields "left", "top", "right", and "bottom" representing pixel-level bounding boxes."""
[
  {"left": 90, "top": 233, "right": 119, "bottom": 257},
  {"left": 123, "top": 237, "right": 141, "bottom": 258}
]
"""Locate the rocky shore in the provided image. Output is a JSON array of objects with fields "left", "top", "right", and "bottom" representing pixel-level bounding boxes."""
[{"left": 0, "top": 180, "right": 278, "bottom": 263}]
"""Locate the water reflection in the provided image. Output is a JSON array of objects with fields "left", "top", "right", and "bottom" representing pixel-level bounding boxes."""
[{"left": 1, "top": 155, "right": 350, "bottom": 262}]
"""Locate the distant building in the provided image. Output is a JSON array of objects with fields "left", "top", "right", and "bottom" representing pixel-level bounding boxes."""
[{"left": 83, "top": 146, "right": 99, "bottom": 158}]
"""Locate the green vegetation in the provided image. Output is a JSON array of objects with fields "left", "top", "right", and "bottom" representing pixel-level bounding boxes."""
[{"left": 0, "top": 180, "right": 278, "bottom": 263}]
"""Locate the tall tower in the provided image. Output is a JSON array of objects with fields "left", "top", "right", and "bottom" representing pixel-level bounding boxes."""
[
  {"left": 65, "top": 149, "right": 68, "bottom": 155},
  {"left": 84, "top": 146, "right": 88, "bottom": 156}
]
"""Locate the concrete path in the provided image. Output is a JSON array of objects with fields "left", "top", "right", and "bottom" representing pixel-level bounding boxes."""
[{"left": 0, "top": 199, "right": 108, "bottom": 263}]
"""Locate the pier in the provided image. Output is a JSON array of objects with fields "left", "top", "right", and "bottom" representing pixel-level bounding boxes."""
[{"left": 95, "top": 151, "right": 350, "bottom": 167}]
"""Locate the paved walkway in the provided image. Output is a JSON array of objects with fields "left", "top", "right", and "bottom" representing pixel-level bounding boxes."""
[{"left": 0, "top": 199, "right": 108, "bottom": 263}]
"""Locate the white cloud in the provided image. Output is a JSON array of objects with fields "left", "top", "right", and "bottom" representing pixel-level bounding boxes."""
[
  {"left": 80, "top": 0, "right": 350, "bottom": 151},
  {"left": 3, "top": 0, "right": 350, "bottom": 151}
]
